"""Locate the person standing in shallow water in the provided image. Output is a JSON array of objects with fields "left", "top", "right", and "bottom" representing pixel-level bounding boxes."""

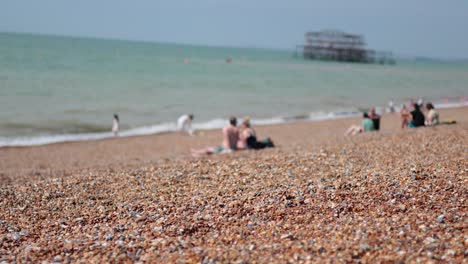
[{"left": 112, "top": 114, "right": 119, "bottom": 137}]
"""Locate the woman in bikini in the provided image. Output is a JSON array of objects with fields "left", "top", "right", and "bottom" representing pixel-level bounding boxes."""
[{"left": 237, "top": 117, "right": 256, "bottom": 150}]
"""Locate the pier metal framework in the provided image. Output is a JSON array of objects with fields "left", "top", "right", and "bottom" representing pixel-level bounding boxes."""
[{"left": 296, "top": 30, "right": 394, "bottom": 64}]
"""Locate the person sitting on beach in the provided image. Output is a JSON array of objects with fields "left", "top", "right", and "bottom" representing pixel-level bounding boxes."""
[
  {"left": 345, "top": 113, "right": 375, "bottom": 136},
  {"left": 177, "top": 114, "right": 194, "bottom": 135},
  {"left": 425, "top": 102, "right": 439, "bottom": 126},
  {"left": 409, "top": 103, "right": 425, "bottom": 127},
  {"left": 237, "top": 117, "right": 275, "bottom": 150},
  {"left": 400, "top": 105, "right": 411, "bottom": 129},
  {"left": 112, "top": 114, "right": 119, "bottom": 137},
  {"left": 237, "top": 117, "right": 256, "bottom": 150},
  {"left": 191, "top": 117, "right": 239, "bottom": 157},
  {"left": 368, "top": 107, "right": 381, "bottom": 131}
]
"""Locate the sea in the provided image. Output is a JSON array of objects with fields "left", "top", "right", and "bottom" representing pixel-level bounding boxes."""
[{"left": 1, "top": 32, "right": 467, "bottom": 147}]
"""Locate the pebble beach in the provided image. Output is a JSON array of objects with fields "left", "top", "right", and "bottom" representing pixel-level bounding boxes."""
[{"left": 1, "top": 107, "right": 467, "bottom": 263}]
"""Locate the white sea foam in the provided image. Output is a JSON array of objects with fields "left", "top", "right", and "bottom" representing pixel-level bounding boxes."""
[
  {"left": 0, "top": 112, "right": 365, "bottom": 147},
  {"left": 0, "top": 114, "right": 329, "bottom": 147},
  {"left": 435, "top": 101, "right": 468, "bottom": 109},
  {"left": 0, "top": 132, "right": 112, "bottom": 147}
]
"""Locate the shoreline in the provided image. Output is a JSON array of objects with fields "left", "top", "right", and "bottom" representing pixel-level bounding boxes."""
[
  {"left": 1, "top": 102, "right": 467, "bottom": 148},
  {"left": 1, "top": 106, "right": 467, "bottom": 185}
]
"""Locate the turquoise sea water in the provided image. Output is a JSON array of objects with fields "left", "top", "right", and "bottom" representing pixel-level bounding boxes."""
[{"left": 1, "top": 32, "right": 467, "bottom": 146}]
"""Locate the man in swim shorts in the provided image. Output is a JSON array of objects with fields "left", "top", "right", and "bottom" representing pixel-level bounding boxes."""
[{"left": 191, "top": 117, "right": 239, "bottom": 157}]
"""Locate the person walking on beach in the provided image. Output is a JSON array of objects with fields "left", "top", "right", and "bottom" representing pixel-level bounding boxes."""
[
  {"left": 191, "top": 117, "right": 239, "bottom": 157},
  {"left": 177, "top": 114, "right": 194, "bottom": 135},
  {"left": 112, "top": 114, "right": 119, "bottom": 137}
]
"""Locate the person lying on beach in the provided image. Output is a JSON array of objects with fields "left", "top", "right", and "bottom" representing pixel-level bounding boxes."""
[
  {"left": 237, "top": 117, "right": 275, "bottom": 150},
  {"left": 425, "top": 102, "right": 439, "bottom": 126},
  {"left": 409, "top": 103, "right": 425, "bottom": 127},
  {"left": 191, "top": 117, "right": 239, "bottom": 157},
  {"left": 344, "top": 113, "right": 375, "bottom": 136}
]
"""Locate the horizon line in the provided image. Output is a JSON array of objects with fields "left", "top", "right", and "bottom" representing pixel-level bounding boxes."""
[
  {"left": 0, "top": 30, "right": 292, "bottom": 53},
  {"left": 2, "top": 30, "right": 468, "bottom": 61}
]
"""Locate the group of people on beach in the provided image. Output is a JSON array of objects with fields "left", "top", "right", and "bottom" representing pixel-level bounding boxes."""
[
  {"left": 400, "top": 101, "right": 439, "bottom": 128},
  {"left": 112, "top": 113, "right": 273, "bottom": 156},
  {"left": 345, "top": 99, "right": 441, "bottom": 136},
  {"left": 190, "top": 116, "right": 274, "bottom": 157},
  {"left": 111, "top": 98, "right": 446, "bottom": 152}
]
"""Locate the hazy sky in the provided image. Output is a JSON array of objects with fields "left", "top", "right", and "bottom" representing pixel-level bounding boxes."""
[{"left": 1, "top": 0, "right": 468, "bottom": 59}]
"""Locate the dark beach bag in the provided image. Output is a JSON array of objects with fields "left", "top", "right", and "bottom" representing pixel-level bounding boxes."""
[{"left": 248, "top": 136, "right": 274, "bottom": 149}]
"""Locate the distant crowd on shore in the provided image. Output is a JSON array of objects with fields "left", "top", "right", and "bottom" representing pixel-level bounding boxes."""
[
  {"left": 109, "top": 97, "right": 458, "bottom": 155},
  {"left": 345, "top": 98, "right": 446, "bottom": 136}
]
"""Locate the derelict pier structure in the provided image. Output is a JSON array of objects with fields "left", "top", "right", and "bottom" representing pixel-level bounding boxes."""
[{"left": 296, "top": 30, "right": 395, "bottom": 64}]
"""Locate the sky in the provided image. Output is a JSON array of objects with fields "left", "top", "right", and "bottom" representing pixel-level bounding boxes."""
[{"left": 1, "top": 0, "right": 468, "bottom": 59}]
